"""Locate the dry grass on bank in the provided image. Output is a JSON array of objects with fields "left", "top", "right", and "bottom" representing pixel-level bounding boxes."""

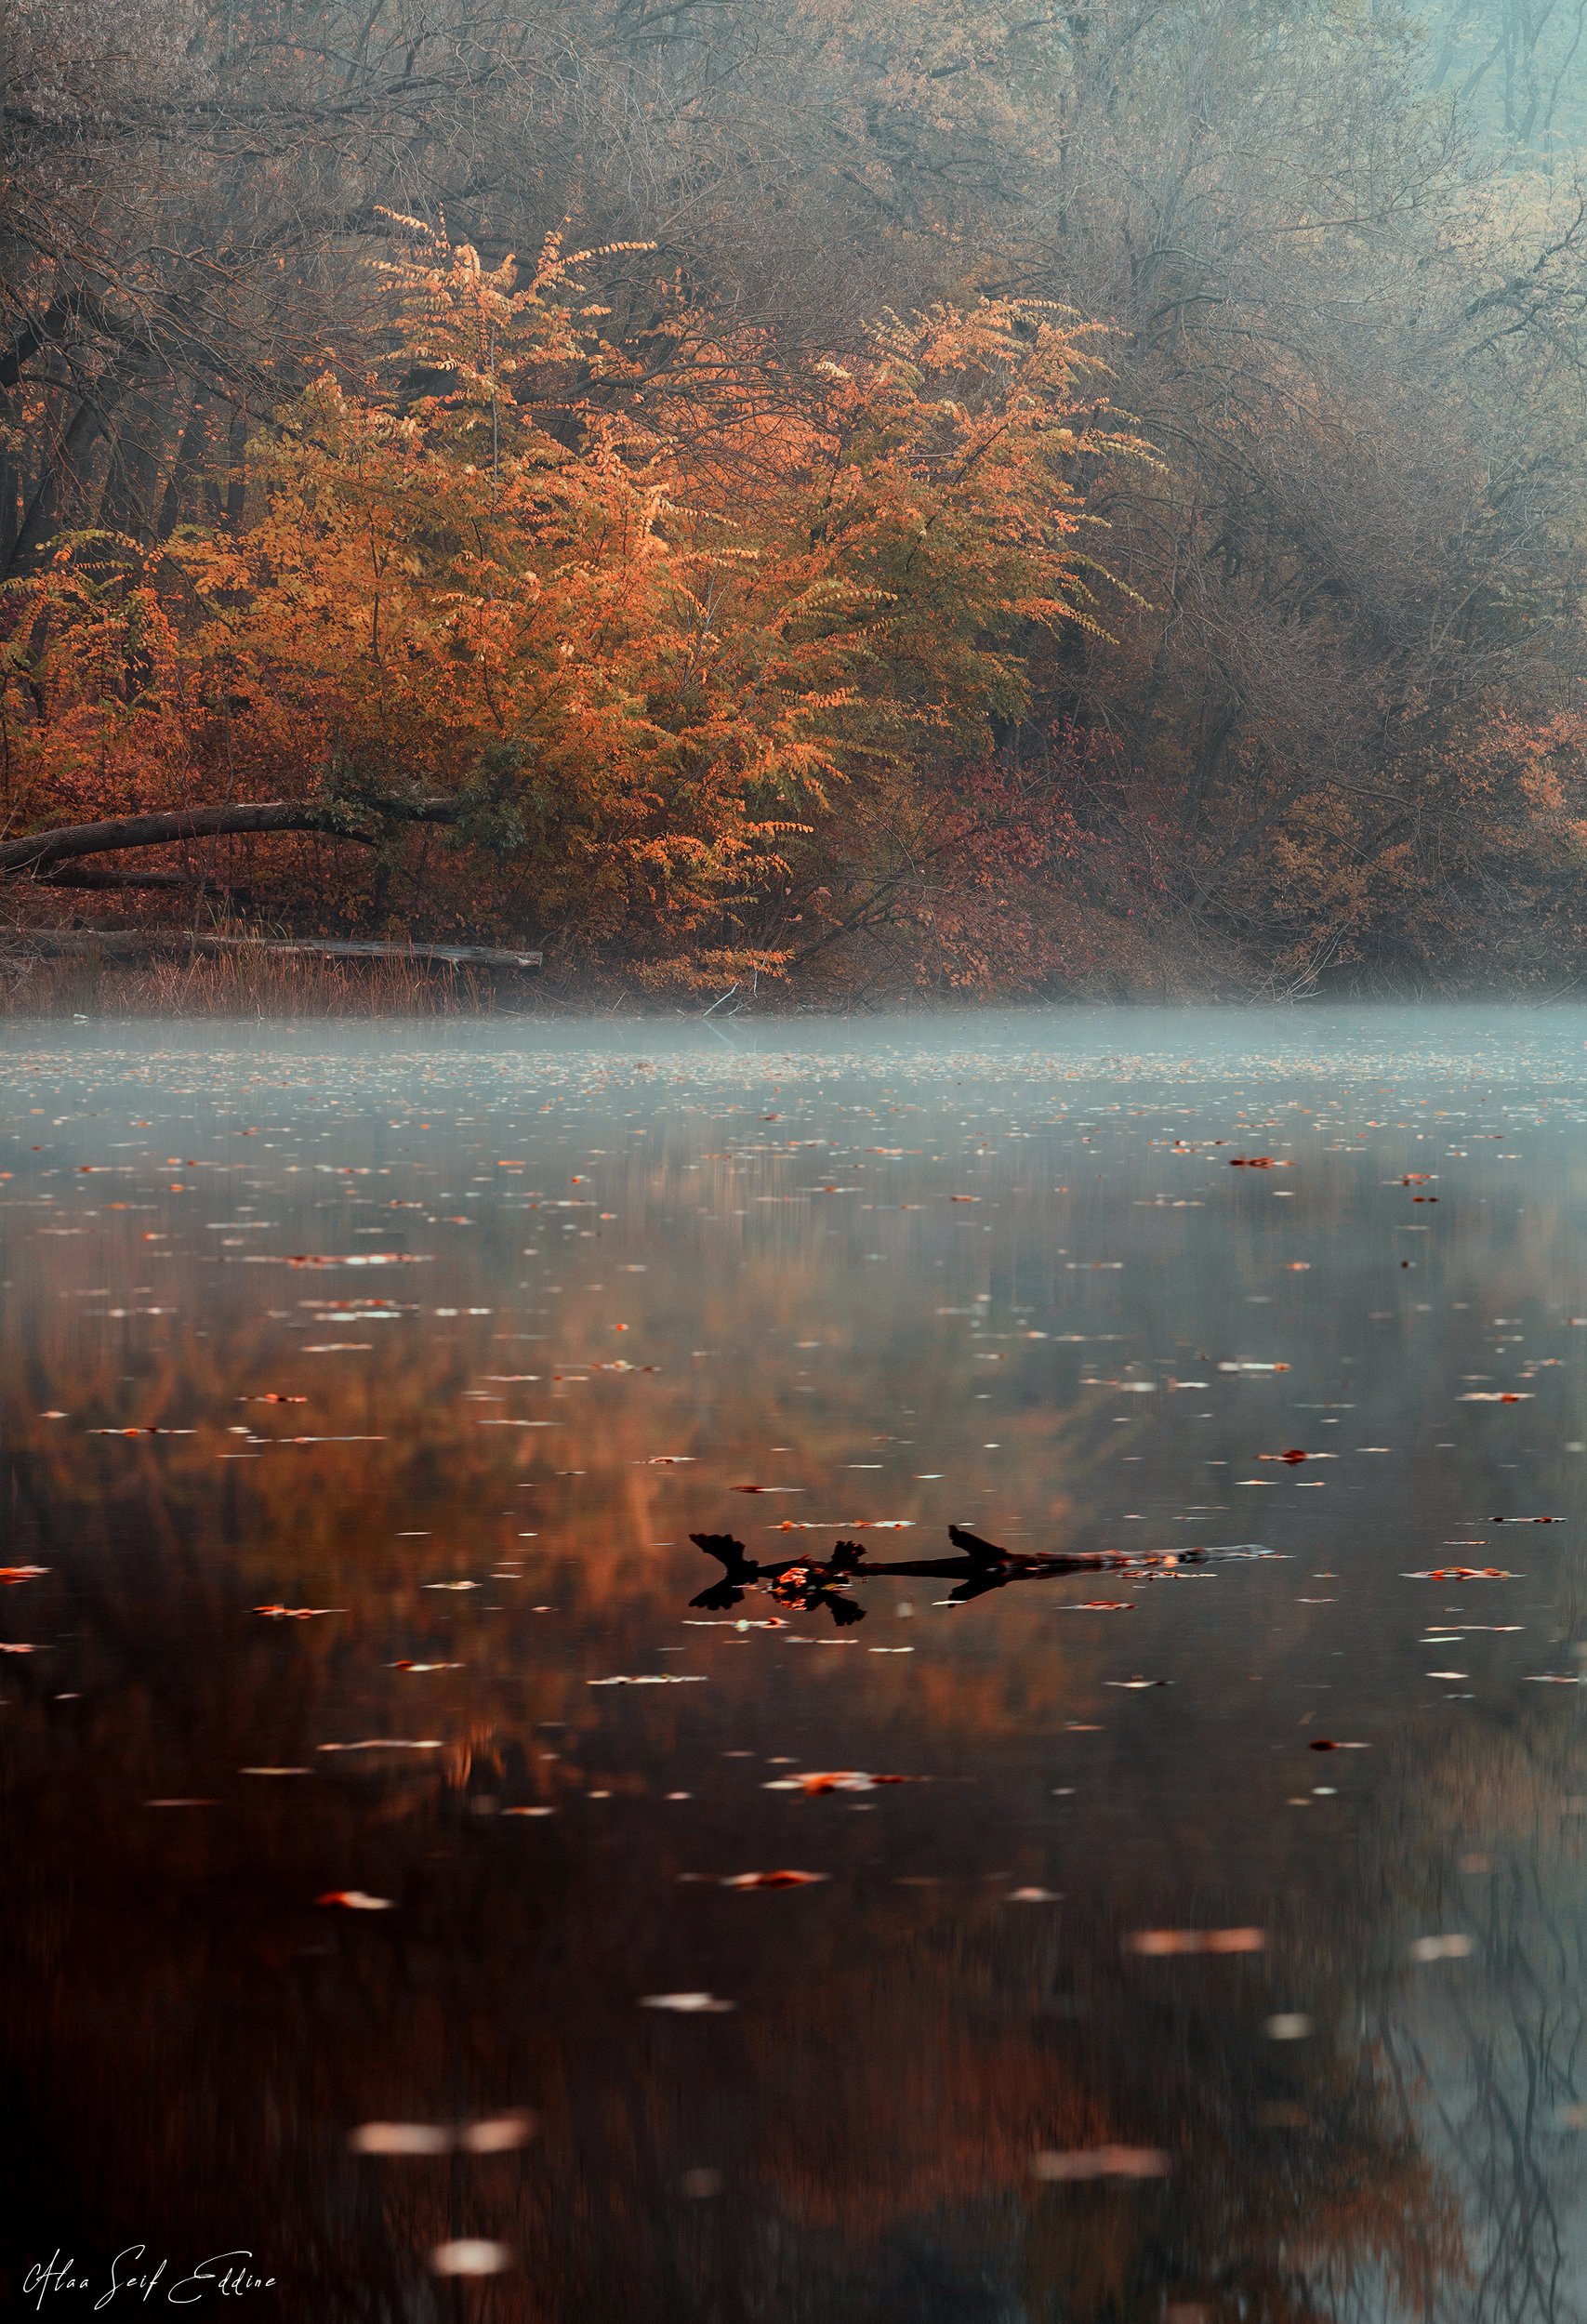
[
  {"left": 0, "top": 894, "right": 1263, "bottom": 1017},
  {"left": 0, "top": 946, "right": 511, "bottom": 1018}
]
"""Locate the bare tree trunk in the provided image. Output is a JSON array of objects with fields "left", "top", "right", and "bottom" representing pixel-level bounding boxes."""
[
  {"left": 100, "top": 380, "right": 170, "bottom": 543},
  {"left": 155, "top": 405, "right": 213, "bottom": 540},
  {"left": 224, "top": 403, "right": 247, "bottom": 531},
  {"left": 0, "top": 397, "right": 19, "bottom": 569},
  {"left": 4, "top": 388, "right": 124, "bottom": 577}
]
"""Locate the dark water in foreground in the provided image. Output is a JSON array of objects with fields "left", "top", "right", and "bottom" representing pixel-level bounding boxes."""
[{"left": 4, "top": 1007, "right": 1587, "bottom": 2322}]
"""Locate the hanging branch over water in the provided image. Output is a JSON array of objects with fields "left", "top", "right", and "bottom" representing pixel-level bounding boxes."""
[{"left": 0, "top": 797, "right": 460, "bottom": 878}]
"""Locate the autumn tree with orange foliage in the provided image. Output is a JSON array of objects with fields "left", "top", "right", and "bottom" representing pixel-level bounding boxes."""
[{"left": 2, "top": 223, "right": 1136, "bottom": 987}]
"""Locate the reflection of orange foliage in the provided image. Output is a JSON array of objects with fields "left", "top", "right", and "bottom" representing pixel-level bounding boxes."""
[
  {"left": 0, "top": 1172, "right": 1479, "bottom": 2318},
  {"left": 739, "top": 1901, "right": 1460, "bottom": 2321}
]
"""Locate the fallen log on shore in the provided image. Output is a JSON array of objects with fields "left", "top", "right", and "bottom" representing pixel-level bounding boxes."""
[{"left": 2, "top": 930, "right": 543, "bottom": 971}]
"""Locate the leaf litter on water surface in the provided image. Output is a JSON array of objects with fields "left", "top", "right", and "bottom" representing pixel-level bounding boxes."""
[
  {"left": 430, "top": 2242, "right": 513, "bottom": 2277},
  {"left": 679, "top": 1869, "right": 829, "bottom": 1889},
  {"left": 1126, "top": 1928, "right": 1266, "bottom": 1956},
  {"left": 351, "top": 2111, "right": 536, "bottom": 2156},
  {"left": 1404, "top": 1566, "right": 1516, "bottom": 1580},
  {"left": 762, "top": 1771, "right": 923, "bottom": 1794},
  {"left": 589, "top": 1673, "right": 708, "bottom": 1686},
  {"left": 1032, "top": 2146, "right": 1170, "bottom": 2180}
]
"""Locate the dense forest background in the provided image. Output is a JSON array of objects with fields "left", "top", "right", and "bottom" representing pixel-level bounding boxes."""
[{"left": 7, "top": 0, "right": 1587, "bottom": 999}]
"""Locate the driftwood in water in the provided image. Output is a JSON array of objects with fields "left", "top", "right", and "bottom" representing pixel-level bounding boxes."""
[{"left": 4, "top": 930, "right": 543, "bottom": 971}]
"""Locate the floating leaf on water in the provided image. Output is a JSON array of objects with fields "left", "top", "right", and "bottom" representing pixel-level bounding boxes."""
[
  {"left": 684, "top": 1618, "right": 787, "bottom": 1631},
  {"left": 1403, "top": 1566, "right": 1515, "bottom": 1580},
  {"left": 1126, "top": 1928, "right": 1266, "bottom": 1956},
  {"left": 459, "top": 2110, "right": 538, "bottom": 2153},
  {"left": 1032, "top": 2146, "right": 1170, "bottom": 2180},
  {"left": 772, "top": 1518, "right": 916, "bottom": 1530},
  {"left": 350, "top": 2121, "right": 450, "bottom": 2155},
  {"left": 430, "top": 2241, "right": 513, "bottom": 2277},
  {"left": 762, "top": 1771, "right": 919, "bottom": 1794},
  {"left": 317, "top": 1890, "right": 394, "bottom": 1910},
  {"left": 714, "top": 1869, "right": 828, "bottom": 1890},
  {"left": 589, "top": 1673, "right": 708, "bottom": 1687},
  {"left": 89, "top": 1426, "right": 194, "bottom": 1437},
  {"left": 274, "top": 1252, "right": 430, "bottom": 1268}
]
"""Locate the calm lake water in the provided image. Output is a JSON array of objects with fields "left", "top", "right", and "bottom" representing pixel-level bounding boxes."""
[{"left": 4, "top": 1006, "right": 1587, "bottom": 2321}]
